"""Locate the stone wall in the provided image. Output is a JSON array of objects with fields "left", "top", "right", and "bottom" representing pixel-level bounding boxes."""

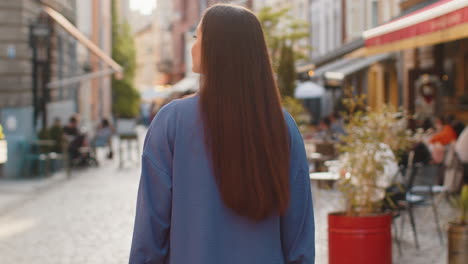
[{"left": 0, "top": 0, "right": 77, "bottom": 109}]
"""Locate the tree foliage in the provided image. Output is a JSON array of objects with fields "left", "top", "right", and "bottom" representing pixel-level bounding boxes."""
[
  {"left": 338, "top": 91, "right": 414, "bottom": 216},
  {"left": 257, "top": 6, "right": 310, "bottom": 69},
  {"left": 277, "top": 43, "right": 295, "bottom": 97},
  {"left": 257, "top": 5, "right": 311, "bottom": 119},
  {"left": 111, "top": 0, "right": 140, "bottom": 118}
]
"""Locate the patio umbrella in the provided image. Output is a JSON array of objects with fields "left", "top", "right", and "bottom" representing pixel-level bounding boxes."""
[{"left": 294, "top": 81, "right": 325, "bottom": 99}]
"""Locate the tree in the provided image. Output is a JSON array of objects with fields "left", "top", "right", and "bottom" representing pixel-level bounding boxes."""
[
  {"left": 257, "top": 5, "right": 310, "bottom": 122},
  {"left": 277, "top": 42, "right": 295, "bottom": 97},
  {"left": 257, "top": 5, "right": 310, "bottom": 97},
  {"left": 111, "top": 0, "right": 140, "bottom": 118},
  {"left": 257, "top": 6, "right": 310, "bottom": 70}
]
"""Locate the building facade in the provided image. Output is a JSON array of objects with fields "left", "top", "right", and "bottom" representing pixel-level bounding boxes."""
[
  {"left": 0, "top": 0, "right": 117, "bottom": 177},
  {"left": 0, "top": 0, "right": 79, "bottom": 177},
  {"left": 0, "top": 0, "right": 78, "bottom": 124},
  {"left": 76, "top": 0, "right": 113, "bottom": 129},
  {"left": 170, "top": 0, "right": 252, "bottom": 82},
  {"left": 310, "top": 0, "right": 343, "bottom": 59},
  {"left": 154, "top": 0, "right": 174, "bottom": 85},
  {"left": 395, "top": 0, "right": 468, "bottom": 122},
  {"left": 135, "top": 23, "right": 167, "bottom": 91},
  {"left": 345, "top": 0, "right": 400, "bottom": 41}
]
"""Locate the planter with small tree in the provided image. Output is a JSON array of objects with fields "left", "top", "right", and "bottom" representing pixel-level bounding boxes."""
[
  {"left": 328, "top": 93, "right": 413, "bottom": 264},
  {"left": 448, "top": 184, "right": 468, "bottom": 264}
]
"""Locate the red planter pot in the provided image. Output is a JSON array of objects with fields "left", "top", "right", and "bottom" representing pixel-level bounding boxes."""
[{"left": 328, "top": 213, "right": 392, "bottom": 264}]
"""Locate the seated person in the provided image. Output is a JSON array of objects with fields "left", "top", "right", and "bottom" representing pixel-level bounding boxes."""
[
  {"left": 316, "top": 117, "right": 335, "bottom": 142},
  {"left": 49, "top": 118, "right": 64, "bottom": 153},
  {"left": 94, "top": 118, "right": 114, "bottom": 159},
  {"left": 429, "top": 116, "right": 457, "bottom": 145}
]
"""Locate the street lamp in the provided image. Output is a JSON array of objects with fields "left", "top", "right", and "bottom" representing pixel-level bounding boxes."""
[{"left": 29, "top": 14, "right": 52, "bottom": 132}]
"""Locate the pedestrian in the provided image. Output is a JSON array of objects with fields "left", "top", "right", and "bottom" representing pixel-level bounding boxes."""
[
  {"left": 330, "top": 112, "right": 346, "bottom": 137},
  {"left": 63, "top": 116, "right": 79, "bottom": 138},
  {"left": 429, "top": 116, "right": 457, "bottom": 145},
  {"left": 49, "top": 117, "right": 64, "bottom": 153},
  {"left": 129, "top": 4, "right": 315, "bottom": 264},
  {"left": 316, "top": 117, "right": 334, "bottom": 141},
  {"left": 94, "top": 118, "right": 114, "bottom": 159}
]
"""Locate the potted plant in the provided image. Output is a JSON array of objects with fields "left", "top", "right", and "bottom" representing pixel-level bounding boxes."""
[
  {"left": 328, "top": 93, "right": 413, "bottom": 264},
  {"left": 448, "top": 184, "right": 468, "bottom": 264}
]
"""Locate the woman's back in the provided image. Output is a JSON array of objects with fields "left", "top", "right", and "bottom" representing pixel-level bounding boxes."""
[{"left": 130, "top": 95, "right": 314, "bottom": 264}]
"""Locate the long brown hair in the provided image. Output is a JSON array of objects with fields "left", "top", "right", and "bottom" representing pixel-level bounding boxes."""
[{"left": 199, "top": 4, "right": 290, "bottom": 220}]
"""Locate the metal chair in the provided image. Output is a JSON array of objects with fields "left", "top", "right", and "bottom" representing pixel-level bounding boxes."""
[
  {"left": 399, "top": 152, "right": 444, "bottom": 249},
  {"left": 18, "top": 141, "right": 49, "bottom": 177}
]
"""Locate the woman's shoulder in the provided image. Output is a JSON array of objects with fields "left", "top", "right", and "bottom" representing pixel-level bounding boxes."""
[
  {"left": 155, "top": 95, "right": 199, "bottom": 117},
  {"left": 282, "top": 109, "right": 301, "bottom": 138}
]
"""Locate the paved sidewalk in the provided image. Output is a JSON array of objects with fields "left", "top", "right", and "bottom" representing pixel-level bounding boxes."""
[
  {"left": 0, "top": 147, "right": 454, "bottom": 263},
  {"left": 0, "top": 158, "right": 140, "bottom": 264},
  {"left": 0, "top": 171, "right": 69, "bottom": 216}
]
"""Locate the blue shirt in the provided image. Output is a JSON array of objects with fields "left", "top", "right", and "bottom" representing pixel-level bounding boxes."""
[{"left": 129, "top": 95, "right": 315, "bottom": 264}]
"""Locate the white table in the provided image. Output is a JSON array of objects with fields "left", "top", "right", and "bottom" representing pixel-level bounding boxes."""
[{"left": 309, "top": 172, "right": 340, "bottom": 181}]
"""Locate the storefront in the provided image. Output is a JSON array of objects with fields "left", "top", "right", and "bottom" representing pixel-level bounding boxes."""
[
  {"left": 363, "top": 0, "right": 468, "bottom": 122},
  {"left": 0, "top": 4, "right": 123, "bottom": 178},
  {"left": 311, "top": 50, "right": 399, "bottom": 112}
]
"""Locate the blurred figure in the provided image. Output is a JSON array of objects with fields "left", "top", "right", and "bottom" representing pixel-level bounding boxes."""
[
  {"left": 451, "top": 120, "right": 465, "bottom": 139},
  {"left": 330, "top": 113, "right": 345, "bottom": 136},
  {"left": 94, "top": 118, "right": 114, "bottom": 159},
  {"left": 64, "top": 116, "right": 84, "bottom": 163},
  {"left": 63, "top": 116, "right": 79, "bottom": 139},
  {"left": 63, "top": 116, "right": 95, "bottom": 167},
  {"left": 422, "top": 117, "right": 434, "bottom": 132},
  {"left": 317, "top": 117, "right": 334, "bottom": 141},
  {"left": 49, "top": 118, "right": 64, "bottom": 153},
  {"left": 429, "top": 116, "right": 457, "bottom": 145},
  {"left": 455, "top": 127, "right": 468, "bottom": 183}
]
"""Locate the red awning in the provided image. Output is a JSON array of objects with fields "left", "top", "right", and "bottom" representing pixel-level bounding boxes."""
[{"left": 363, "top": 0, "right": 468, "bottom": 54}]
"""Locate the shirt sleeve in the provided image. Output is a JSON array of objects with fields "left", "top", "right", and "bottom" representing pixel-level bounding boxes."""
[
  {"left": 281, "top": 112, "right": 315, "bottom": 264},
  {"left": 129, "top": 103, "right": 176, "bottom": 264}
]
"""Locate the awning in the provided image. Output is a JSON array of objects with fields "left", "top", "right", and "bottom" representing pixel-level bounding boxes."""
[
  {"left": 363, "top": 0, "right": 468, "bottom": 55},
  {"left": 294, "top": 81, "right": 325, "bottom": 99},
  {"left": 42, "top": 5, "right": 123, "bottom": 88},
  {"left": 312, "top": 58, "right": 354, "bottom": 78},
  {"left": 325, "top": 53, "right": 394, "bottom": 81},
  {"left": 311, "top": 38, "right": 365, "bottom": 67}
]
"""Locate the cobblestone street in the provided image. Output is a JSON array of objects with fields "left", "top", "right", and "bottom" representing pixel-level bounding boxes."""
[
  {"left": 0, "top": 152, "right": 454, "bottom": 264},
  {"left": 0, "top": 158, "right": 140, "bottom": 264}
]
